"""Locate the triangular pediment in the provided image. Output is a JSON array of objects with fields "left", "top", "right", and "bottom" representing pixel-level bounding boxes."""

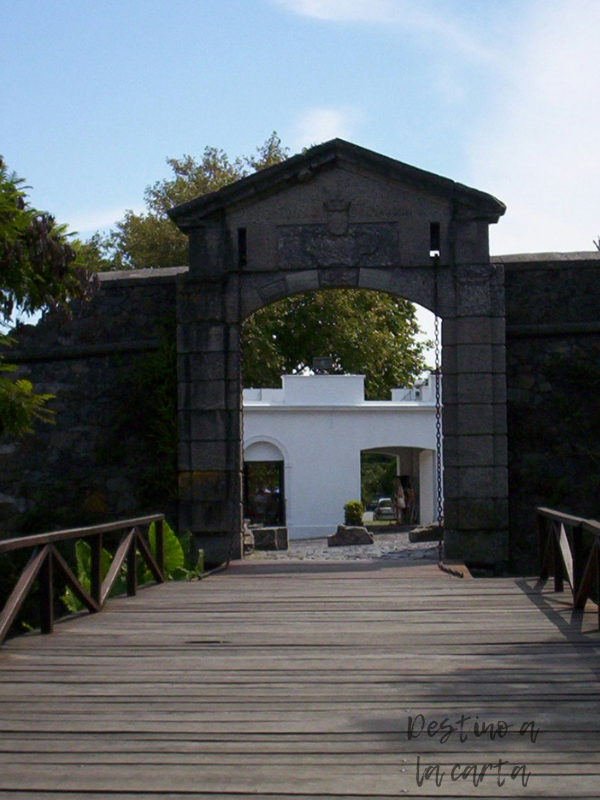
[{"left": 168, "top": 139, "right": 505, "bottom": 231}]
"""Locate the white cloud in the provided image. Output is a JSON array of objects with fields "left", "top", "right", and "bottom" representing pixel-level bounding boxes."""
[
  {"left": 273, "top": 0, "right": 493, "bottom": 61},
  {"left": 290, "top": 106, "right": 362, "bottom": 151},
  {"left": 275, "top": 0, "right": 411, "bottom": 22},
  {"left": 468, "top": 0, "right": 600, "bottom": 255}
]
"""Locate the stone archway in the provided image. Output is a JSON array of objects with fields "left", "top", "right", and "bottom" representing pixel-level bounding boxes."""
[{"left": 170, "top": 139, "right": 507, "bottom": 569}]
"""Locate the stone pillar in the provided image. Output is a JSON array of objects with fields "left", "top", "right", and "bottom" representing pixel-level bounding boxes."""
[
  {"left": 442, "top": 261, "right": 509, "bottom": 569},
  {"left": 176, "top": 221, "right": 243, "bottom": 567}
]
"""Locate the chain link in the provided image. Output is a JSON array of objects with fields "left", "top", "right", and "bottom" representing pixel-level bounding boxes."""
[
  {"left": 434, "top": 307, "right": 444, "bottom": 563},
  {"left": 237, "top": 270, "right": 245, "bottom": 555}
]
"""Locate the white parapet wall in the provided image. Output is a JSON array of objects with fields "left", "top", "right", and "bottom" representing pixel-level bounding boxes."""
[{"left": 243, "top": 374, "right": 438, "bottom": 539}]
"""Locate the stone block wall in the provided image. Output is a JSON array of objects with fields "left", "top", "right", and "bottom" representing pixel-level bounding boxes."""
[
  {"left": 501, "top": 252, "right": 600, "bottom": 572},
  {"left": 176, "top": 274, "right": 244, "bottom": 567},
  {"left": 440, "top": 261, "right": 509, "bottom": 569},
  {"left": 0, "top": 268, "right": 184, "bottom": 535}
]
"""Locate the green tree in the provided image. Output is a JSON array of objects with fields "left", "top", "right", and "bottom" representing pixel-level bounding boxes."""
[
  {"left": 0, "top": 157, "right": 93, "bottom": 436},
  {"left": 0, "top": 159, "right": 92, "bottom": 320},
  {"left": 242, "top": 290, "right": 426, "bottom": 399},
  {"left": 361, "top": 453, "right": 396, "bottom": 506},
  {"left": 0, "top": 343, "right": 54, "bottom": 435},
  {"left": 90, "top": 133, "right": 289, "bottom": 270}
]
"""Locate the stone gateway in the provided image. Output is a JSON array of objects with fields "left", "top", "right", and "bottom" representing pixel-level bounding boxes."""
[
  {"left": 3, "top": 140, "right": 599, "bottom": 575},
  {"left": 168, "top": 139, "right": 508, "bottom": 568}
]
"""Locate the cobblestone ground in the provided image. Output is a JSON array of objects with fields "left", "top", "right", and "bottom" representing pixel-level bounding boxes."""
[{"left": 248, "top": 529, "right": 438, "bottom": 562}]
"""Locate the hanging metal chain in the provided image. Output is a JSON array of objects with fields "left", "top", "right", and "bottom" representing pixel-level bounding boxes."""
[
  {"left": 434, "top": 306, "right": 444, "bottom": 562},
  {"left": 433, "top": 254, "right": 463, "bottom": 579}
]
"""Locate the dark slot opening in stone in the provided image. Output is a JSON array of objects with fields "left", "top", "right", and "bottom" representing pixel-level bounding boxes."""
[
  {"left": 238, "top": 228, "right": 247, "bottom": 267},
  {"left": 429, "top": 221, "right": 441, "bottom": 258}
]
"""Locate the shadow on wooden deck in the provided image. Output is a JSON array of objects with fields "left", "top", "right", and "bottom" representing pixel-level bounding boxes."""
[{"left": 0, "top": 560, "right": 599, "bottom": 798}]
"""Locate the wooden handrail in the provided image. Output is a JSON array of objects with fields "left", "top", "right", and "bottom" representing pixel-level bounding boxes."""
[
  {"left": 537, "top": 507, "right": 600, "bottom": 629},
  {"left": 0, "top": 514, "right": 165, "bottom": 553},
  {"left": 0, "top": 514, "right": 165, "bottom": 645}
]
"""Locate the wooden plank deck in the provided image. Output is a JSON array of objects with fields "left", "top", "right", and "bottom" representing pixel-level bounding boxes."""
[{"left": 0, "top": 557, "right": 599, "bottom": 798}]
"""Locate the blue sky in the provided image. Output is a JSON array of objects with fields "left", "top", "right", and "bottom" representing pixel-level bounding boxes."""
[{"left": 2, "top": 0, "right": 600, "bottom": 258}]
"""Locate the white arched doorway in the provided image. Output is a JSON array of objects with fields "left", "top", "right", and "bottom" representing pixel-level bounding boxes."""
[{"left": 243, "top": 438, "right": 287, "bottom": 527}]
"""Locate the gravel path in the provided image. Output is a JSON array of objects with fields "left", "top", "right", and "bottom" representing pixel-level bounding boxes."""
[{"left": 248, "top": 529, "right": 438, "bottom": 562}]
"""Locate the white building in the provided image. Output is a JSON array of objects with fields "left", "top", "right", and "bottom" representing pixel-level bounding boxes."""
[{"left": 243, "top": 373, "right": 438, "bottom": 539}]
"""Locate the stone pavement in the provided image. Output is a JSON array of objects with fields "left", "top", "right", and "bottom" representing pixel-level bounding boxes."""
[{"left": 248, "top": 528, "right": 438, "bottom": 562}]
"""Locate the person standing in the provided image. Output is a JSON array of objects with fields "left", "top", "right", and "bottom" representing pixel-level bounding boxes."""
[{"left": 392, "top": 476, "right": 405, "bottom": 525}]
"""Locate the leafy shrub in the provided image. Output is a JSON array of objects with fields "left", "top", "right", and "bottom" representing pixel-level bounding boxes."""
[
  {"left": 344, "top": 500, "right": 364, "bottom": 526},
  {"left": 62, "top": 539, "right": 126, "bottom": 613},
  {"left": 62, "top": 520, "right": 203, "bottom": 613}
]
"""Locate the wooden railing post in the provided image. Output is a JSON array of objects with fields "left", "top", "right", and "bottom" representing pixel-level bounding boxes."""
[
  {"left": 553, "top": 522, "right": 564, "bottom": 593},
  {"left": 39, "top": 547, "right": 53, "bottom": 635},
  {"left": 155, "top": 518, "right": 164, "bottom": 578},
  {"left": 572, "top": 523, "right": 584, "bottom": 601},
  {"left": 127, "top": 530, "right": 138, "bottom": 597},
  {"left": 90, "top": 533, "right": 102, "bottom": 607},
  {"left": 0, "top": 513, "right": 166, "bottom": 645},
  {"left": 537, "top": 508, "right": 600, "bottom": 631},
  {"left": 596, "top": 543, "right": 600, "bottom": 630}
]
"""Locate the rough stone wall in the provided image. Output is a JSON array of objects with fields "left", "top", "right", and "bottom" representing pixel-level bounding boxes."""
[
  {"left": 501, "top": 252, "right": 600, "bottom": 572},
  {"left": 0, "top": 268, "right": 184, "bottom": 535}
]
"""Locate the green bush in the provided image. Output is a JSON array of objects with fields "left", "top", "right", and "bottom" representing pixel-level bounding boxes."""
[
  {"left": 344, "top": 500, "right": 364, "bottom": 526},
  {"left": 62, "top": 520, "right": 203, "bottom": 613}
]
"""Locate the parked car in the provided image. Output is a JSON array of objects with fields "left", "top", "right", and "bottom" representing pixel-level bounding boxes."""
[{"left": 373, "top": 497, "right": 394, "bottom": 520}]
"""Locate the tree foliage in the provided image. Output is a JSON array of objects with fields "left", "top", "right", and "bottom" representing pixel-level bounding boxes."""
[
  {"left": 0, "top": 338, "right": 54, "bottom": 436},
  {"left": 0, "top": 158, "right": 93, "bottom": 320},
  {"left": 242, "top": 290, "right": 427, "bottom": 399},
  {"left": 0, "top": 158, "right": 93, "bottom": 436},
  {"left": 361, "top": 453, "right": 396, "bottom": 506},
  {"left": 89, "top": 133, "right": 289, "bottom": 270}
]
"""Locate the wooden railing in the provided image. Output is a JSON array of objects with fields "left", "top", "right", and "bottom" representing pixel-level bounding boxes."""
[
  {"left": 538, "top": 506, "right": 600, "bottom": 628},
  {"left": 0, "top": 514, "right": 165, "bottom": 645}
]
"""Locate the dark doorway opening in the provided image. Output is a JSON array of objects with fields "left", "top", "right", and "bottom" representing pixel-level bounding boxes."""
[{"left": 243, "top": 461, "right": 285, "bottom": 526}]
